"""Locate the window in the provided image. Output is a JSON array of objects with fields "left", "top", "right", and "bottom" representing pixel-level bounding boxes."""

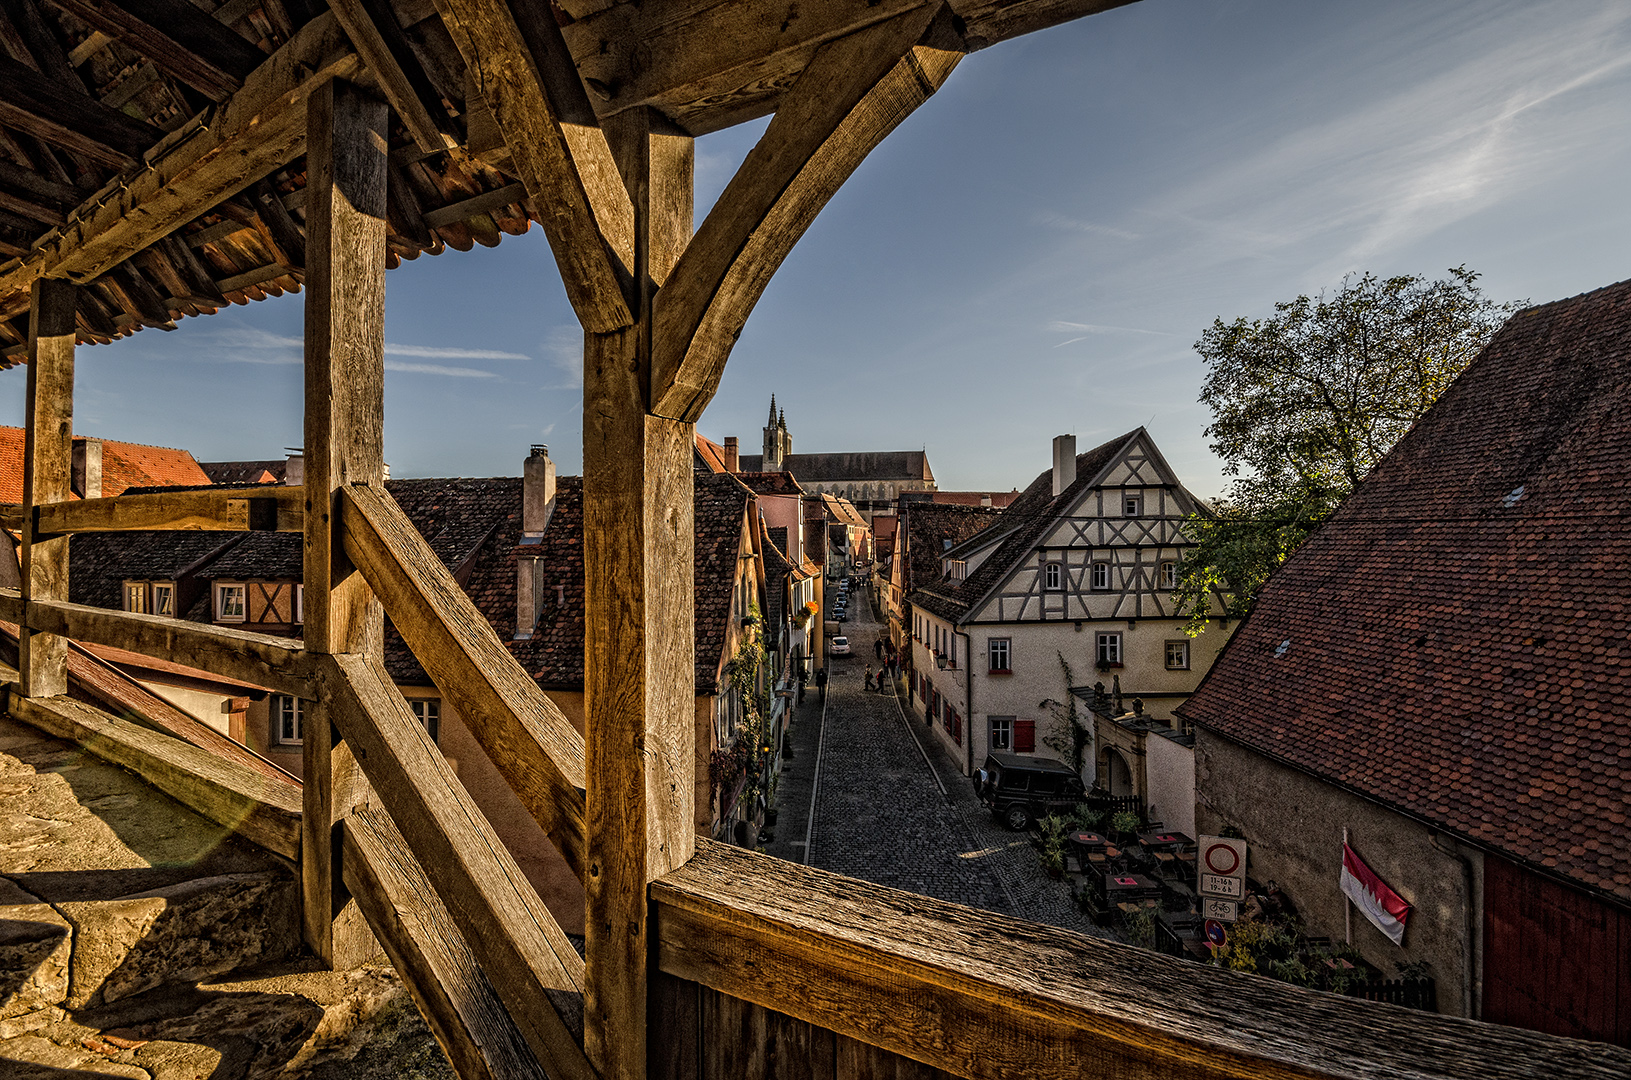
[
  {"left": 950, "top": 559, "right": 966, "bottom": 581},
  {"left": 1160, "top": 561, "right": 1177, "bottom": 590},
  {"left": 1091, "top": 562, "right": 1110, "bottom": 590},
  {"left": 409, "top": 698, "right": 441, "bottom": 742},
  {"left": 949, "top": 708, "right": 961, "bottom": 746},
  {"left": 989, "top": 637, "right": 1011, "bottom": 673},
  {"left": 1165, "top": 640, "right": 1190, "bottom": 670},
  {"left": 1014, "top": 718, "right": 1036, "bottom": 753},
  {"left": 123, "top": 582, "right": 147, "bottom": 613},
  {"left": 215, "top": 583, "right": 246, "bottom": 623},
  {"left": 271, "top": 695, "right": 304, "bottom": 744},
  {"left": 1097, "top": 632, "right": 1122, "bottom": 666},
  {"left": 152, "top": 582, "right": 174, "bottom": 617},
  {"left": 1124, "top": 493, "right": 1142, "bottom": 517},
  {"left": 989, "top": 715, "right": 1013, "bottom": 751},
  {"left": 1043, "top": 562, "right": 1062, "bottom": 590}
]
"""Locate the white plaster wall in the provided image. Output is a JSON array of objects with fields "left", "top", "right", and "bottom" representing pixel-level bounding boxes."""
[{"left": 1145, "top": 731, "right": 1196, "bottom": 837}]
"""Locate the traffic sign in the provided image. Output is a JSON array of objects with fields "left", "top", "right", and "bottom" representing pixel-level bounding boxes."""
[
  {"left": 1202, "top": 897, "right": 1241, "bottom": 922},
  {"left": 1198, "top": 872, "right": 1244, "bottom": 899},
  {"left": 1200, "top": 835, "right": 1246, "bottom": 877},
  {"left": 1204, "top": 919, "right": 1228, "bottom": 947}
]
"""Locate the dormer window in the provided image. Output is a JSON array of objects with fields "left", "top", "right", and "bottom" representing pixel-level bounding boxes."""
[
  {"left": 153, "top": 583, "right": 175, "bottom": 616},
  {"left": 123, "top": 582, "right": 148, "bottom": 614},
  {"left": 949, "top": 559, "right": 967, "bottom": 581},
  {"left": 215, "top": 583, "right": 246, "bottom": 623}
]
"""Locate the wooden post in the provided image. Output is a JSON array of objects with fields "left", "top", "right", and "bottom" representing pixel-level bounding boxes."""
[
  {"left": 20, "top": 278, "right": 76, "bottom": 699},
  {"left": 583, "top": 107, "right": 695, "bottom": 1080},
  {"left": 302, "top": 77, "right": 388, "bottom": 970}
]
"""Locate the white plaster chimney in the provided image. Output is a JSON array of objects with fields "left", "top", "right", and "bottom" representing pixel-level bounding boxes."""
[
  {"left": 723, "top": 436, "right": 739, "bottom": 473},
  {"left": 72, "top": 437, "right": 102, "bottom": 499},
  {"left": 284, "top": 453, "right": 304, "bottom": 486},
  {"left": 1052, "top": 434, "right": 1076, "bottom": 497},
  {"left": 523, "top": 444, "right": 556, "bottom": 535}
]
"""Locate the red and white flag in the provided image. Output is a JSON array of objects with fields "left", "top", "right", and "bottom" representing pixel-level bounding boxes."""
[{"left": 1340, "top": 843, "right": 1411, "bottom": 945}]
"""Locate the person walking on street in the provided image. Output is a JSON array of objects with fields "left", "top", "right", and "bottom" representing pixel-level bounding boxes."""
[
  {"left": 864, "top": 664, "right": 874, "bottom": 691},
  {"left": 874, "top": 639, "right": 884, "bottom": 660},
  {"left": 816, "top": 667, "right": 827, "bottom": 701}
]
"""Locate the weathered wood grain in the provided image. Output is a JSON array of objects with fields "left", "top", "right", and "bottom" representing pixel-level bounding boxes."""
[
  {"left": 4, "top": 684, "right": 301, "bottom": 860},
  {"left": 650, "top": 8, "right": 961, "bottom": 422},
  {"left": 434, "top": 0, "right": 634, "bottom": 332},
  {"left": 20, "top": 277, "right": 74, "bottom": 699},
  {"left": 0, "top": 54, "right": 160, "bottom": 168},
  {"left": 338, "top": 482, "right": 588, "bottom": 878},
  {"left": 654, "top": 841, "right": 1631, "bottom": 1080},
  {"left": 343, "top": 805, "right": 550, "bottom": 1080},
  {"left": 31, "top": 484, "right": 304, "bottom": 535},
  {"left": 47, "top": 0, "right": 266, "bottom": 101},
  {"left": 322, "top": 651, "right": 594, "bottom": 1080},
  {"left": 700, "top": 987, "right": 836, "bottom": 1080},
  {"left": 327, "top": 0, "right": 454, "bottom": 153}
]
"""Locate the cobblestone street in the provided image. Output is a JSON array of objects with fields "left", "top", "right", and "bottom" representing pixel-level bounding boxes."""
[{"left": 765, "top": 585, "right": 1113, "bottom": 940}]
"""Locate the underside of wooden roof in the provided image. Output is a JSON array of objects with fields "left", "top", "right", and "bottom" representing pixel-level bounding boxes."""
[{"left": 0, "top": 0, "right": 1129, "bottom": 364}]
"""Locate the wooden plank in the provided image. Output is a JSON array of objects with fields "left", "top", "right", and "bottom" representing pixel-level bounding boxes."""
[
  {"left": 651, "top": 971, "right": 700, "bottom": 1080},
  {"left": 323, "top": 651, "right": 595, "bottom": 1080},
  {"left": 420, "top": 181, "right": 528, "bottom": 230},
  {"left": 218, "top": 262, "right": 293, "bottom": 295},
  {"left": 326, "top": 0, "right": 454, "bottom": 154},
  {"left": 4, "top": 687, "right": 301, "bottom": 860},
  {"left": 32, "top": 484, "right": 304, "bottom": 535},
  {"left": 343, "top": 805, "right": 551, "bottom": 1080},
  {"left": 338, "top": 483, "right": 587, "bottom": 878},
  {"left": 47, "top": 0, "right": 266, "bottom": 100},
  {"left": 20, "top": 277, "right": 74, "bottom": 699},
  {"left": 650, "top": 9, "right": 960, "bottom": 422},
  {"left": 0, "top": 54, "right": 158, "bottom": 168},
  {"left": 302, "top": 76, "right": 388, "bottom": 973},
  {"left": 8, "top": 591, "right": 320, "bottom": 698},
  {"left": 0, "top": 13, "right": 360, "bottom": 302},
  {"left": 700, "top": 987, "right": 835, "bottom": 1080},
  {"left": 655, "top": 841, "right": 1631, "bottom": 1080},
  {"left": 433, "top": 0, "right": 634, "bottom": 333}
]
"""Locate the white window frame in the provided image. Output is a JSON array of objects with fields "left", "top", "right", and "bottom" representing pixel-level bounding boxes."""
[
  {"left": 989, "top": 637, "right": 1011, "bottom": 673},
  {"left": 1043, "top": 561, "right": 1062, "bottom": 591},
  {"left": 989, "top": 715, "right": 1013, "bottom": 751},
  {"left": 1096, "top": 632, "right": 1122, "bottom": 666},
  {"left": 1091, "top": 562, "right": 1110, "bottom": 591},
  {"left": 152, "top": 582, "right": 175, "bottom": 617},
  {"left": 1160, "top": 560, "right": 1178, "bottom": 590},
  {"left": 215, "top": 582, "right": 246, "bottom": 623},
  {"left": 1166, "top": 640, "right": 1190, "bottom": 670},
  {"left": 409, "top": 698, "right": 441, "bottom": 742},
  {"left": 271, "top": 694, "right": 304, "bottom": 745},
  {"left": 123, "top": 581, "right": 147, "bottom": 614}
]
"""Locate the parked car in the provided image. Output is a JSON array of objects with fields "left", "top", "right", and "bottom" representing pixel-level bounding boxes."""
[
  {"left": 830, "top": 636, "right": 851, "bottom": 656},
  {"left": 972, "top": 753, "right": 1086, "bottom": 832},
  {"left": 834, "top": 610, "right": 848, "bottom": 622}
]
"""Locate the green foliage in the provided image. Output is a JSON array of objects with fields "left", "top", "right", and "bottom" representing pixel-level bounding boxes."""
[
  {"left": 1124, "top": 905, "right": 1159, "bottom": 949},
  {"left": 710, "top": 607, "right": 774, "bottom": 813},
  {"left": 1396, "top": 958, "right": 1434, "bottom": 981},
  {"left": 1209, "top": 916, "right": 1299, "bottom": 975},
  {"left": 1072, "top": 803, "right": 1104, "bottom": 832},
  {"left": 1037, "top": 813, "right": 1068, "bottom": 876},
  {"left": 1174, "top": 267, "right": 1523, "bottom": 635},
  {"left": 1110, "top": 810, "right": 1141, "bottom": 837},
  {"left": 1041, "top": 654, "right": 1091, "bottom": 772}
]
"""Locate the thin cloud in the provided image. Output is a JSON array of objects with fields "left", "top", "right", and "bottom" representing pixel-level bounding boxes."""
[
  {"left": 385, "top": 344, "right": 528, "bottom": 361},
  {"left": 384, "top": 360, "right": 498, "bottom": 378},
  {"left": 541, "top": 325, "right": 583, "bottom": 390},
  {"left": 1033, "top": 212, "right": 1138, "bottom": 241},
  {"left": 1048, "top": 320, "right": 1177, "bottom": 340}
]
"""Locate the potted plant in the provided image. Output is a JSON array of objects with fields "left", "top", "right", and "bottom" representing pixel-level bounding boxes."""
[{"left": 1109, "top": 810, "right": 1141, "bottom": 842}]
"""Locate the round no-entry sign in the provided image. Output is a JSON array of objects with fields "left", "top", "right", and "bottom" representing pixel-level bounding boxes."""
[
  {"left": 1204, "top": 919, "right": 1227, "bottom": 947},
  {"left": 1204, "top": 839, "right": 1242, "bottom": 876}
]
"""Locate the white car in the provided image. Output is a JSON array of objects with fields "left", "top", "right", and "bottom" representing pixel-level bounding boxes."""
[{"left": 829, "top": 636, "right": 851, "bottom": 656}]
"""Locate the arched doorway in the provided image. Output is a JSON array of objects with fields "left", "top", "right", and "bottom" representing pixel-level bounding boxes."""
[{"left": 1102, "top": 748, "right": 1133, "bottom": 798}]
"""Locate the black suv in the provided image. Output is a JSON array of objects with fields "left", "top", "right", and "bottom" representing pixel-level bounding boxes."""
[{"left": 973, "top": 753, "right": 1086, "bottom": 831}]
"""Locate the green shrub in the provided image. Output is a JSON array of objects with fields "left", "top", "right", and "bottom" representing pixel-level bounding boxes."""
[
  {"left": 1124, "top": 905, "right": 1159, "bottom": 949},
  {"left": 1072, "top": 804, "right": 1104, "bottom": 831},
  {"left": 1110, "top": 810, "right": 1141, "bottom": 836}
]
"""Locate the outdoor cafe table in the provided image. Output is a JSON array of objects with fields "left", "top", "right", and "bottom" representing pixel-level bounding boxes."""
[
  {"left": 1137, "top": 829, "right": 1193, "bottom": 851},
  {"left": 1104, "top": 872, "right": 1162, "bottom": 903},
  {"left": 1070, "top": 831, "right": 1108, "bottom": 854}
]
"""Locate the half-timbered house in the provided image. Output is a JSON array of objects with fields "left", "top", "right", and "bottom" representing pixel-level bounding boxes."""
[{"left": 909, "top": 429, "right": 1230, "bottom": 788}]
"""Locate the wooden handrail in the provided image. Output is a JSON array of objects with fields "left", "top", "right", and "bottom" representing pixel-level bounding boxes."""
[
  {"left": 21, "top": 484, "right": 304, "bottom": 535},
  {"left": 338, "top": 483, "right": 588, "bottom": 878},
  {"left": 0, "top": 590, "right": 318, "bottom": 698},
  {"left": 4, "top": 682, "right": 301, "bottom": 860},
  {"left": 653, "top": 841, "right": 1631, "bottom": 1080},
  {"left": 320, "top": 651, "right": 594, "bottom": 1080}
]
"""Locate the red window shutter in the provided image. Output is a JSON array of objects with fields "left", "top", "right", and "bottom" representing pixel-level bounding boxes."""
[{"left": 1014, "top": 719, "right": 1036, "bottom": 753}]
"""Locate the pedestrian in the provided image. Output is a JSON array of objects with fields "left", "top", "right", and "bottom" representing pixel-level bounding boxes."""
[
  {"left": 874, "top": 639, "right": 883, "bottom": 660},
  {"left": 797, "top": 679, "right": 806, "bottom": 705},
  {"left": 816, "top": 667, "right": 827, "bottom": 701},
  {"left": 864, "top": 664, "right": 873, "bottom": 690}
]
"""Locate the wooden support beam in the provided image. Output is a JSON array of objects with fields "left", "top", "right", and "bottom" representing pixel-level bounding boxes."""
[
  {"left": 6, "top": 591, "right": 319, "bottom": 699},
  {"left": 30, "top": 483, "right": 304, "bottom": 535},
  {"left": 5, "top": 688, "right": 301, "bottom": 860},
  {"left": 339, "top": 483, "right": 588, "bottom": 878},
  {"left": 301, "top": 77, "right": 387, "bottom": 972},
  {"left": 582, "top": 105, "right": 696, "bottom": 1080},
  {"left": 0, "top": 13, "right": 359, "bottom": 302},
  {"left": 326, "top": 0, "right": 454, "bottom": 155},
  {"left": 434, "top": 0, "right": 635, "bottom": 332},
  {"left": 323, "top": 652, "right": 594, "bottom": 1080},
  {"left": 650, "top": 8, "right": 962, "bottom": 422},
  {"left": 47, "top": 0, "right": 267, "bottom": 101},
  {"left": 0, "top": 53, "right": 161, "bottom": 168},
  {"left": 342, "top": 806, "right": 551, "bottom": 1080},
  {"left": 20, "top": 276, "right": 74, "bottom": 699}
]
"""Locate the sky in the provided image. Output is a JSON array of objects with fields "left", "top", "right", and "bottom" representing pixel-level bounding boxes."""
[{"left": 8, "top": 0, "right": 1631, "bottom": 497}]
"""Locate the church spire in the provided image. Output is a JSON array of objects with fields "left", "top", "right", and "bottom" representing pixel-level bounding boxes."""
[{"left": 768, "top": 395, "right": 777, "bottom": 427}]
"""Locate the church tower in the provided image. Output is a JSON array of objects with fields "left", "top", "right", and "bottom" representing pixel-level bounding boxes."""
[{"left": 763, "top": 396, "right": 792, "bottom": 471}]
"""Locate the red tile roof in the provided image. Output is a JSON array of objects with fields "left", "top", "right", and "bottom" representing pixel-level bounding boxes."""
[
  {"left": 0, "top": 427, "right": 209, "bottom": 503},
  {"left": 694, "top": 434, "right": 730, "bottom": 474},
  {"left": 1179, "top": 280, "right": 1631, "bottom": 905}
]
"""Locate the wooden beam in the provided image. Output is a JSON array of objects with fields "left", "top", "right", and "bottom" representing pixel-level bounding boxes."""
[
  {"left": 31, "top": 483, "right": 304, "bottom": 535},
  {"left": 655, "top": 841, "right": 1631, "bottom": 1080},
  {"left": 0, "top": 53, "right": 161, "bottom": 168},
  {"left": 0, "top": 13, "right": 359, "bottom": 302},
  {"left": 326, "top": 0, "right": 454, "bottom": 154},
  {"left": 583, "top": 104, "right": 696, "bottom": 1080},
  {"left": 434, "top": 0, "right": 634, "bottom": 332},
  {"left": 6, "top": 688, "right": 301, "bottom": 860},
  {"left": 302, "top": 77, "right": 388, "bottom": 973},
  {"left": 338, "top": 483, "right": 588, "bottom": 878},
  {"left": 420, "top": 181, "right": 528, "bottom": 230},
  {"left": 342, "top": 806, "right": 551, "bottom": 1080},
  {"left": 323, "top": 651, "right": 595, "bottom": 1080},
  {"left": 650, "top": 8, "right": 962, "bottom": 422},
  {"left": 19, "top": 277, "right": 74, "bottom": 699},
  {"left": 6, "top": 591, "right": 320, "bottom": 699},
  {"left": 47, "top": 0, "right": 267, "bottom": 101}
]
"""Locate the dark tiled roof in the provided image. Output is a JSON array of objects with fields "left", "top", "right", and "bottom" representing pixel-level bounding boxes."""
[
  {"left": 735, "top": 471, "right": 804, "bottom": 496},
  {"left": 737, "top": 451, "right": 933, "bottom": 484},
  {"left": 898, "top": 504, "right": 1005, "bottom": 604},
  {"left": 192, "top": 532, "right": 302, "bottom": 579},
  {"left": 911, "top": 432, "right": 1137, "bottom": 622},
  {"left": 1179, "top": 280, "right": 1631, "bottom": 904},
  {"left": 68, "top": 531, "right": 244, "bottom": 610},
  {"left": 199, "top": 460, "right": 286, "bottom": 484},
  {"left": 692, "top": 473, "right": 755, "bottom": 695}
]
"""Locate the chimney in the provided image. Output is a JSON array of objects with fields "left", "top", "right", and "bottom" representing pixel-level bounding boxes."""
[
  {"left": 72, "top": 437, "right": 102, "bottom": 499},
  {"left": 1051, "top": 434, "right": 1076, "bottom": 497},
  {"left": 723, "top": 436, "right": 739, "bottom": 473},
  {"left": 980, "top": 494, "right": 992, "bottom": 508},
  {"left": 284, "top": 453, "right": 304, "bottom": 487},
  {"left": 524, "top": 444, "right": 556, "bottom": 535}
]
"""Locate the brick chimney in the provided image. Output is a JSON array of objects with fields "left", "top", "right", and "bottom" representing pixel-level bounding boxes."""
[
  {"left": 516, "top": 445, "right": 556, "bottom": 639},
  {"left": 72, "top": 437, "right": 102, "bottom": 499},
  {"left": 1052, "top": 434, "right": 1076, "bottom": 497},
  {"left": 723, "top": 436, "right": 739, "bottom": 473}
]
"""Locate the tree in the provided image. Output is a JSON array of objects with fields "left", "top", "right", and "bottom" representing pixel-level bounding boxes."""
[{"left": 1174, "top": 266, "right": 1523, "bottom": 634}]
